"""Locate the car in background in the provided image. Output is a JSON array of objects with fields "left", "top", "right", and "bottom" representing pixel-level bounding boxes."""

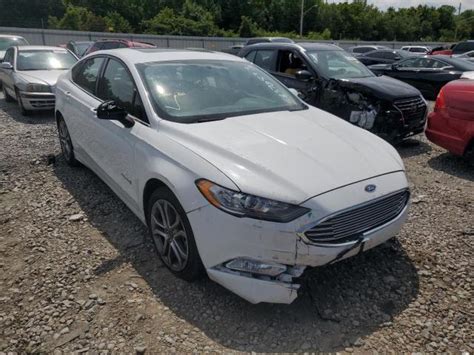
[
  {"left": 239, "top": 42, "right": 426, "bottom": 142},
  {"left": 0, "top": 45, "right": 77, "bottom": 115},
  {"left": 55, "top": 47, "right": 410, "bottom": 304},
  {"left": 346, "top": 45, "right": 390, "bottom": 55},
  {"left": 0, "top": 35, "right": 29, "bottom": 62},
  {"left": 221, "top": 44, "right": 244, "bottom": 56},
  {"left": 244, "top": 37, "right": 294, "bottom": 46},
  {"left": 357, "top": 49, "right": 411, "bottom": 66},
  {"left": 451, "top": 40, "right": 474, "bottom": 56},
  {"left": 400, "top": 46, "right": 431, "bottom": 54},
  {"left": 368, "top": 55, "right": 474, "bottom": 100},
  {"left": 65, "top": 40, "right": 94, "bottom": 58},
  {"left": 426, "top": 74, "right": 474, "bottom": 165},
  {"left": 454, "top": 50, "right": 474, "bottom": 63},
  {"left": 430, "top": 44, "right": 456, "bottom": 56},
  {"left": 83, "top": 39, "right": 155, "bottom": 56}
]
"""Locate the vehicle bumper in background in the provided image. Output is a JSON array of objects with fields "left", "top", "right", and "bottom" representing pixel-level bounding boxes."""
[
  {"left": 187, "top": 171, "right": 409, "bottom": 304},
  {"left": 426, "top": 111, "right": 467, "bottom": 156},
  {"left": 19, "top": 91, "right": 55, "bottom": 110}
]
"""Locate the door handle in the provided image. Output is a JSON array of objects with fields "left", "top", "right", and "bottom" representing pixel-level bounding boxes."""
[{"left": 65, "top": 91, "right": 71, "bottom": 95}]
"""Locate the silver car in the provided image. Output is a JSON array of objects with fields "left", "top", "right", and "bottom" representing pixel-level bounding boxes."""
[
  {"left": 0, "top": 45, "right": 77, "bottom": 115},
  {"left": 0, "top": 34, "right": 29, "bottom": 62}
]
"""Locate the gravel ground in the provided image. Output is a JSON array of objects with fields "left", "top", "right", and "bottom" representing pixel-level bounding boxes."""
[{"left": 0, "top": 94, "right": 473, "bottom": 354}]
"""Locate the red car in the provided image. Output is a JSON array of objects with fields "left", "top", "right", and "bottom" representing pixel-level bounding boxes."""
[
  {"left": 84, "top": 39, "right": 155, "bottom": 55},
  {"left": 426, "top": 77, "right": 474, "bottom": 164}
]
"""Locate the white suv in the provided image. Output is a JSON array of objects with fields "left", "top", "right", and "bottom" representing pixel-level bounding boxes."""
[{"left": 55, "top": 48, "right": 410, "bottom": 304}]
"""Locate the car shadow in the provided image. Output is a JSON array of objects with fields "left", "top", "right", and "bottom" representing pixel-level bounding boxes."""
[
  {"left": 52, "top": 157, "right": 419, "bottom": 352},
  {"left": 395, "top": 137, "right": 432, "bottom": 158},
  {"left": 0, "top": 96, "right": 55, "bottom": 125},
  {"left": 428, "top": 152, "right": 473, "bottom": 182}
]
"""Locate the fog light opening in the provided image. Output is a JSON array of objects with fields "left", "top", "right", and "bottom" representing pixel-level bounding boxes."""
[{"left": 225, "top": 258, "right": 287, "bottom": 277}]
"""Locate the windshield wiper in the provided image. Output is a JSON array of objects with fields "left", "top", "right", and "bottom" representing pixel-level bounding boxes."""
[{"left": 195, "top": 116, "right": 228, "bottom": 123}]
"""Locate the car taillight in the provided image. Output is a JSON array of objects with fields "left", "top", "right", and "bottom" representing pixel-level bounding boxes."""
[{"left": 434, "top": 87, "right": 446, "bottom": 112}]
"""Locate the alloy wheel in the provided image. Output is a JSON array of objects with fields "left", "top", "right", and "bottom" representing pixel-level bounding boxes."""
[
  {"left": 150, "top": 199, "right": 189, "bottom": 271},
  {"left": 58, "top": 119, "right": 72, "bottom": 161}
]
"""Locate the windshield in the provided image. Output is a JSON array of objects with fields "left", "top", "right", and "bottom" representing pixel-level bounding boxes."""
[
  {"left": 17, "top": 49, "right": 77, "bottom": 71},
  {"left": 307, "top": 50, "right": 374, "bottom": 79},
  {"left": 137, "top": 60, "right": 306, "bottom": 123},
  {"left": 0, "top": 37, "right": 28, "bottom": 50}
]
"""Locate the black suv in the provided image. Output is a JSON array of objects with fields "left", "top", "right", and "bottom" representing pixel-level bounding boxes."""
[
  {"left": 239, "top": 42, "right": 427, "bottom": 142},
  {"left": 451, "top": 40, "right": 474, "bottom": 55}
]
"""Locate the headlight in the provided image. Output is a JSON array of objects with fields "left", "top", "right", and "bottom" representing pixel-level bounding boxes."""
[
  {"left": 196, "top": 179, "right": 310, "bottom": 223},
  {"left": 26, "top": 84, "right": 51, "bottom": 93}
]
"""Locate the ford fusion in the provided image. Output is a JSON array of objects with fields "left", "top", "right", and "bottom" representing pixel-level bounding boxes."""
[
  {"left": 0, "top": 46, "right": 78, "bottom": 115},
  {"left": 55, "top": 48, "right": 410, "bottom": 304}
]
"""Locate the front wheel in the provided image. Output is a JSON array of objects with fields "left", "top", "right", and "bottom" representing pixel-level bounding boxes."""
[
  {"left": 16, "top": 90, "right": 30, "bottom": 116},
  {"left": 147, "top": 187, "right": 204, "bottom": 281},
  {"left": 2, "top": 85, "right": 14, "bottom": 102}
]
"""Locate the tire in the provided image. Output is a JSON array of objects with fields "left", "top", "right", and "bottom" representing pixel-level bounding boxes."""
[
  {"left": 57, "top": 116, "right": 79, "bottom": 166},
  {"left": 465, "top": 144, "right": 474, "bottom": 167},
  {"left": 2, "top": 85, "right": 14, "bottom": 103},
  {"left": 147, "top": 187, "right": 204, "bottom": 281},
  {"left": 16, "top": 89, "right": 30, "bottom": 116}
]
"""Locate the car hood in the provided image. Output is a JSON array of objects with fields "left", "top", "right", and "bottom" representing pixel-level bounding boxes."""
[
  {"left": 16, "top": 70, "right": 67, "bottom": 86},
  {"left": 163, "top": 107, "right": 404, "bottom": 204},
  {"left": 336, "top": 75, "right": 421, "bottom": 100}
]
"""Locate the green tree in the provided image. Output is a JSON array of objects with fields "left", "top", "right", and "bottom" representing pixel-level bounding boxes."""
[{"left": 238, "top": 16, "right": 259, "bottom": 38}]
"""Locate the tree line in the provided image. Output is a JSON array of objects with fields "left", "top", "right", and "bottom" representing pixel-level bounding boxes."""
[{"left": 0, "top": 0, "right": 473, "bottom": 41}]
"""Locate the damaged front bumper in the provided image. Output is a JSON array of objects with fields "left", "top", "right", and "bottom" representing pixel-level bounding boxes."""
[{"left": 187, "top": 171, "right": 409, "bottom": 304}]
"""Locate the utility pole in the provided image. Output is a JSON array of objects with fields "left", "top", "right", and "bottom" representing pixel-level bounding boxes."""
[
  {"left": 300, "top": 0, "right": 305, "bottom": 37},
  {"left": 458, "top": 2, "right": 462, "bottom": 16}
]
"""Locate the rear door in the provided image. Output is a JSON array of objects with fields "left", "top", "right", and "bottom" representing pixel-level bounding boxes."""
[{"left": 62, "top": 56, "right": 107, "bottom": 163}]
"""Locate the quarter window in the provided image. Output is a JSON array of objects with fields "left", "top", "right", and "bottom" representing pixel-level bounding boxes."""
[
  {"left": 73, "top": 57, "right": 105, "bottom": 95},
  {"left": 98, "top": 59, "right": 148, "bottom": 122},
  {"left": 244, "top": 51, "right": 256, "bottom": 62}
]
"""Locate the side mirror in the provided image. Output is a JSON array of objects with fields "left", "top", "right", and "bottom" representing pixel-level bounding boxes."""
[
  {"left": 295, "top": 70, "right": 313, "bottom": 82},
  {"left": 96, "top": 100, "right": 134, "bottom": 128},
  {"left": 1, "top": 62, "right": 13, "bottom": 70}
]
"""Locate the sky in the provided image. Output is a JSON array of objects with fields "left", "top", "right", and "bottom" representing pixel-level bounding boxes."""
[{"left": 328, "top": 0, "right": 474, "bottom": 11}]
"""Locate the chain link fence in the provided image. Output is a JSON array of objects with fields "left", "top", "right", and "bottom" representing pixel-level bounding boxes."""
[{"left": 0, "top": 26, "right": 450, "bottom": 51}]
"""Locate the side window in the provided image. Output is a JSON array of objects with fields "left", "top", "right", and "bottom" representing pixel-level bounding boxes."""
[
  {"left": 397, "top": 58, "right": 417, "bottom": 68},
  {"left": 368, "top": 51, "right": 385, "bottom": 59},
  {"left": 3, "top": 48, "right": 14, "bottom": 64},
  {"left": 73, "top": 57, "right": 105, "bottom": 95},
  {"left": 385, "top": 52, "right": 398, "bottom": 60},
  {"left": 352, "top": 47, "right": 364, "bottom": 53},
  {"left": 431, "top": 60, "right": 450, "bottom": 69},
  {"left": 244, "top": 50, "right": 256, "bottom": 62},
  {"left": 98, "top": 59, "right": 148, "bottom": 123},
  {"left": 101, "top": 42, "right": 120, "bottom": 50},
  {"left": 277, "top": 50, "right": 307, "bottom": 77},
  {"left": 254, "top": 50, "right": 276, "bottom": 71}
]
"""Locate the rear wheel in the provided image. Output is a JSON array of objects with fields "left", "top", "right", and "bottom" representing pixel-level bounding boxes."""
[
  {"left": 2, "top": 85, "right": 14, "bottom": 102},
  {"left": 147, "top": 187, "right": 204, "bottom": 281},
  {"left": 57, "top": 116, "right": 79, "bottom": 166}
]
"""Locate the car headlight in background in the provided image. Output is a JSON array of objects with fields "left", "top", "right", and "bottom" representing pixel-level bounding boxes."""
[
  {"left": 196, "top": 179, "right": 309, "bottom": 223},
  {"left": 25, "top": 84, "right": 51, "bottom": 93}
]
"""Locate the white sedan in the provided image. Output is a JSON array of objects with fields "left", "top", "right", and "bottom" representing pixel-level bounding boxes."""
[{"left": 55, "top": 48, "right": 410, "bottom": 304}]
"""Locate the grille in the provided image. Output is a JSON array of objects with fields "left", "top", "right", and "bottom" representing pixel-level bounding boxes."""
[
  {"left": 394, "top": 97, "right": 427, "bottom": 123},
  {"left": 304, "top": 190, "right": 409, "bottom": 244}
]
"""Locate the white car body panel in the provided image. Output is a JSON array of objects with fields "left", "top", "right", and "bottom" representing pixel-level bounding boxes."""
[{"left": 55, "top": 48, "right": 410, "bottom": 304}]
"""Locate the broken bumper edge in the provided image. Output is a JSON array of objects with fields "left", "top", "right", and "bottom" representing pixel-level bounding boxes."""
[{"left": 207, "top": 267, "right": 301, "bottom": 304}]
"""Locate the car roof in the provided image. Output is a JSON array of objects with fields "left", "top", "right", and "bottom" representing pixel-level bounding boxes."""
[
  {"left": 86, "top": 48, "right": 245, "bottom": 65},
  {"left": 0, "top": 34, "right": 26, "bottom": 39},
  {"left": 243, "top": 42, "right": 341, "bottom": 51},
  {"left": 17, "top": 45, "right": 68, "bottom": 51}
]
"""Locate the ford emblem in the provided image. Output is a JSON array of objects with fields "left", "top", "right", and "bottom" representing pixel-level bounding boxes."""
[{"left": 365, "top": 184, "right": 376, "bottom": 193}]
